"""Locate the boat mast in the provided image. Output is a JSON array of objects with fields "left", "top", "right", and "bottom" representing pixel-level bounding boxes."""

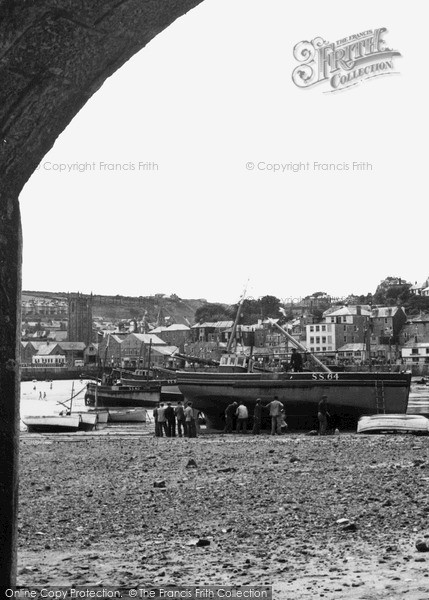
[
  {"left": 226, "top": 283, "right": 248, "bottom": 354},
  {"left": 70, "top": 381, "right": 75, "bottom": 413},
  {"left": 269, "top": 320, "right": 331, "bottom": 373},
  {"left": 146, "top": 339, "right": 152, "bottom": 382},
  {"left": 137, "top": 340, "right": 144, "bottom": 370}
]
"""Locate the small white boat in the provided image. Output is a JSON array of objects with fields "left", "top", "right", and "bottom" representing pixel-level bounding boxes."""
[
  {"left": 87, "top": 408, "right": 109, "bottom": 429},
  {"left": 23, "top": 415, "right": 80, "bottom": 433},
  {"left": 358, "top": 414, "right": 429, "bottom": 435},
  {"left": 71, "top": 412, "right": 98, "bottom": 431},
  {"left": 108, "top": 408, "right": 147, "bottom": 423}
]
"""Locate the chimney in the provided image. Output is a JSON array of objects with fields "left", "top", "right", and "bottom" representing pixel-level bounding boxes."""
[{"left": 356, "top": 306, "right": 361, "bottom": 316}]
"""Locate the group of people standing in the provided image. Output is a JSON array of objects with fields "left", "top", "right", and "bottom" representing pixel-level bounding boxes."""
[
  {"left": 224, "top": 396, "right": 289, "bottom": 435},
  {"left": 224, "top": 394, "right": 332, "bottom": 436},
  {"left": 153, "top": 400, "right": 197, "bottom": 438},
  {"left": 153, "top": 394, "right": 333, "bottom": 438}
]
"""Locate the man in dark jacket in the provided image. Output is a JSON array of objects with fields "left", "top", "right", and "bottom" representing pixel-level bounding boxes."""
[
  {"left": 224, "top": 401, "right": 238, "bottom": 433},
  {"left": 252, "top": 398, "right": 262, "bottom": 435},
  {"left": 174, "top": 400, "right": 186, "bottom": 437},
  {"left": 153, "top": 403, "right": 160, "bottom": 437},
  {"left": 290, "top": 348, "right": 303, "bottom": 372},
  {"left": 318, "top": 395, "right": 330, "bottom": 435},
  {"left": 164, "top": 402, "right": 176, "bottom": 437}
]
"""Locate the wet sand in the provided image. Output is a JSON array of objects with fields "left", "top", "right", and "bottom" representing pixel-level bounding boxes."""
[{"left": 18, "top": 431, "right": 429, "bottom": 599}]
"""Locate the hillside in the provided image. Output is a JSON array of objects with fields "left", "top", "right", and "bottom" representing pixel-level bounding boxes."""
[{"left": 22, "top": 291, "right": 206, "bottom": 325}]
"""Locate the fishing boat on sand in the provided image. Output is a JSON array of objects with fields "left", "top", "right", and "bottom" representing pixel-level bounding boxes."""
[{"left": 176, "top": 320, "right": 411, "bottom": 430}]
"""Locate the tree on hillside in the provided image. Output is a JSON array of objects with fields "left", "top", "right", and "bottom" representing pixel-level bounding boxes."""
[
  {"left": 232, "top": 298, "right": 260, "bottom": 325},
  {"left": 194, "top": 303, "right": 233, "bottom": 324},
  {"left": 230, "top": 295, "right": 282, "bottom": 325},
  {"left": 373, "top": 276, "right": 411, "bottom": 305},
  {"left": 259, "top": 295, "right": 282, "bottom": 319},
  {"left": 406, "top": 295, "right": 429, "bottom": 315},
  {"left": 357, "top": 293, "right": 373, "bottom": 304}
]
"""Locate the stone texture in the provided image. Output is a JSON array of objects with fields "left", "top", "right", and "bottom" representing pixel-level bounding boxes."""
[{"left": 0, "top": 0, "right": 204, "bottom": 586}]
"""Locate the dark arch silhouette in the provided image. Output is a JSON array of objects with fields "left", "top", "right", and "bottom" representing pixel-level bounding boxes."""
[{"left": 0, "top": 0, "right": 204, "bottom": 585}]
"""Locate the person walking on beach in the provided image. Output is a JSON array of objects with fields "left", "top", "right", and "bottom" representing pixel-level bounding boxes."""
[
  {"left": 165, "top": 402, "right": 176, "bottom": 437},
  {"left": 236, "top": 401, "right": 248, "bottom": 434},
  {"left": 318, "top": 395, "right": 330, "bottom": 436},
  {"left": 224, "top": 401, "right": 237, "bottom": 433},
  {"left": 175, "top": 400, "right": 186, "bottom": 437},
  {"left": 252, "top": 399, "right": 262, "bottom": 435},
  {"left": 265, "top": 396, "right": 284, "bottom": 435},
  {"left": 157, "top": 402, "right": 167, "bottom": 437}
]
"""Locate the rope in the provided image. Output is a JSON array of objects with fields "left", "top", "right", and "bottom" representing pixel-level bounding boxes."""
[{"left": 56, "top": 383, "right": 88, "bottom": 408}]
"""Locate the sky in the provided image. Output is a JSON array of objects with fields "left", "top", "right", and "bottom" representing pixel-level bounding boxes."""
[{"left": 19, "top": 0, "right": 428, "bottom": 304}]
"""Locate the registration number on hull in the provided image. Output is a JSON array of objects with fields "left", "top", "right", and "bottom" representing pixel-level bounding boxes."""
[{"left": 311, "top": 372, "right": 339, "bottom": 380}]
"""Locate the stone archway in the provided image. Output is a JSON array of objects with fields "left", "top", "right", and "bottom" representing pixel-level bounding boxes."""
[{"left": 0, "top": 0, "right": 204, "bottom": 586}]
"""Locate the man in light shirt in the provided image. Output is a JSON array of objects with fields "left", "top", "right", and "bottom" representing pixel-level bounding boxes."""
[
  {"left": 265, "top": 396, "right": 285, "bottom": 435},
  {"left": 184, "top": 401, "right": 196, "bottom": 438},
  {"left": 236, "top": 401, "right": 249, "bottom": 434},
  {"left": 157, "top": 402, "right": 167, "bottom": 437}
]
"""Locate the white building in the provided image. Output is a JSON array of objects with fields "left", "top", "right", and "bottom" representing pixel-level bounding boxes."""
[
  {"left": 305, "top": 322, "right": 336, "bottom": 353},
  {"left": 402, "top": 342, "right": 429, "bottom": 365}
]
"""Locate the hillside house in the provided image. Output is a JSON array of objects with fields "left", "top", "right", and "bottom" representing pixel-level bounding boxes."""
[
  {"left": 191, "top": 321, "right": 234, "bottom": 344},
  {"left": 306, "top": 306, "right": 370, "bottom": 354},
  {"left": 150, "top": 324, "right": 191, "bottom": 351},
  {"left": 400, "top": 314, "right": 429, "bottom": 345},
  {"left": 370, "top": 307, "right": 406, "bottom": 345}
]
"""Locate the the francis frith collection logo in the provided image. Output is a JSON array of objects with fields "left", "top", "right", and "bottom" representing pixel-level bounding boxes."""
[{"left": 292, "top": 28, "right": 401, "bottom": 92}]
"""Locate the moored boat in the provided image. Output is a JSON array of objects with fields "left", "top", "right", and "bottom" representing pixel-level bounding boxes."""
[
  {"left": 84, "top": 382, "right": 161, "bottom": 409},
  {"left": 177, "top": 315, "right": 411, "bottom": 430},
  {"left": 108, "top": 408, "right": 147, "bottom": 422},
  {"left": 72, "top": 411, "right": 99, "bottom": 431},
  {"left": 357, "top": 414, "right": 429, "bottom": 434},
  {"left": 118, "top": 368, "right": 182, "bottom": 402},
  {"left": 23, "top": 415, "right": 80, "bottom": 433},
  {"left": 85, "top": 408, "right": 109, "bottom": 428},
  {"left": 177, "top": 367, "right": 412, "bottom": 430}
]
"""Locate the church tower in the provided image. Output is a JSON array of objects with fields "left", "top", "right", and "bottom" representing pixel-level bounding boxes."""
[{"left": 68, "top": 292, "right": 93, "bottom": 344}]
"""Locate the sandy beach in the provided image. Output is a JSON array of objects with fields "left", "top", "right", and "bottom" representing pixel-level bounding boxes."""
[{"left": 17, "top": 431, "right": 429, "bottom": 599}]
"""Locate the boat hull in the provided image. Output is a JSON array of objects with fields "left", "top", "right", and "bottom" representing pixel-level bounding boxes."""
[
  {"left": 176, "top": 371, "right": 412, "bottom": 430},
  {"left": 358, "top": 414, "right": 429, "bottom": 434},
  {"left": 86, "top": 409, "right": 109, "bottom": 424},
  {"left": 23, "top": 415, "right": 80, "bottom": 433},
  {"left": 119, "top": 373, "right": 182, "bottom": 403},
  {"left": 108, "top": 408, "right": 147, "bottom": 422},
  {"left": 85, "top": 383, "right": 160, "bottom": 408},
  {"left": 72, "top": 412, "right": 99, "bottom": 431}
]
